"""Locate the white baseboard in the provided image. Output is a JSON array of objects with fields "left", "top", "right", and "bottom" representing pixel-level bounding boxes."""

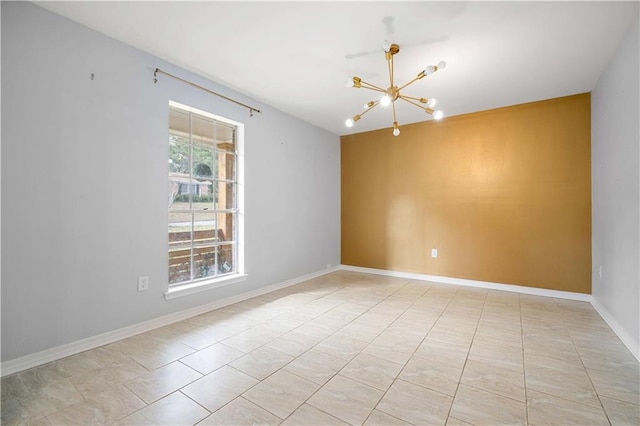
[
  {"left": 0, "top": 266, "right": 340, "bottom": 377},
  {"left": 8, "top": 265, "right": 633, "bottom": 377},
  {"left": 340, "top": 264, "right": 592, "bottom": 302},
  {"left": 590, "top": 298, "right": 640, "bottom": 362}
]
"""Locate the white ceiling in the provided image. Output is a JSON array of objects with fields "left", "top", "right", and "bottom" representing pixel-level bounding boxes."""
[{"left": 37, "top": 1, "right": 638, "bottom": 136}]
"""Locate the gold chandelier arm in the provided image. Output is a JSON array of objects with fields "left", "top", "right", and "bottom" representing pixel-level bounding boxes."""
[
  {"left": 399, "top": 96, "right": 432, "bottom": 112},
  {"left": 402, "top": 95, "right": 428, "bottom": 103},
  {"left": 397, "top": 75, "right": 423, "bottom": 92},
  {"left": 361, "top": 102, "right": 379, "bottom": 117},
  {"left": 358, "top": 80, "right": 387, "bottom": 93},
  {"left": 392, "top": 99, "right": 398, "bottom": 124}
]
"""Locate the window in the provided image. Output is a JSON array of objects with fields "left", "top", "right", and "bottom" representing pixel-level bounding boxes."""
[{"left": 167, "top": 101, "right": 244, "bottom": 296}]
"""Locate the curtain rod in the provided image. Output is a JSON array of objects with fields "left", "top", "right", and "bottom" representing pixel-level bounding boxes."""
[{"left": 154, "top": 68, "right": 261, "bottom": 117}]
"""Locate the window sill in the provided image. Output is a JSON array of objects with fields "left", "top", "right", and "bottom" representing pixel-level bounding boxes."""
[{"left": 164, "top": 274, "right": 247, "bottom": 300}]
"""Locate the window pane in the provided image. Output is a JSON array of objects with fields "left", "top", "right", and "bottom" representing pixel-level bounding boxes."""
[
  {"left": 189, "top": 178, "right": 213, "bottom": 212},
  {"left": 193, "top": 211, "right": 216, "bottom": 280},
  {"left": 169, "top": 108, "right": 190, "bottom": 136},
  {"left": 169, "top": 211, "right": 192, "bottom": 285},
  {"left": 192, "top": 145, "right": 214, "bottom": 179},
  {"left": 215, "top": 182, "right": 236, "bottom": 210},
  {"left": 217, "top": 213, "right": 234, "bottom": 242},
  {"left": 169, "top": 212, "right": 192, "bottom": 245},
  {"left": 169, "top": 247, "right": 191, "bottom": 284},
  {"left": 169, "top": 122, "right": 192, "bottom": 208},
  {"left": 168, "top": 135, "right": 191, "bottom": 174},
  {"left": 169, "top": 178, "right": 193, "bottom": 211},
  {"left": 192, "top": 115, "right": 215, "bottom": 148},
  {"left": 193, "top": 211, "right": 217, "bottom": 241},
  {"left": 218, "top": 243, "right": 235, "bottom": 274},
  {"left": 215, "top": 123, "right": 235, "bottom": 152},
  {"left": 169, "top": 107, "right": 191, "bottom": 178},
  {"left": 193, "top": 245, "right": 216, "bottom": 280},
  {"left": 214, "top": 151, "right": 236, "bottom": 182},
  {"left": 190, "top": 142, "right": 214, "bottom": 211}
]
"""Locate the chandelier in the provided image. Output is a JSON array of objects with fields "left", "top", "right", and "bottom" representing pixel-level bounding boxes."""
[{"left": 345, "top": 40, "right": 446, "bottom": 136}]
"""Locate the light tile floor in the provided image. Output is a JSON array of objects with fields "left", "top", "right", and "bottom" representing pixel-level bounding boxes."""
[{"left": 2, "top": 271, "right": 639, "bottom": 425}]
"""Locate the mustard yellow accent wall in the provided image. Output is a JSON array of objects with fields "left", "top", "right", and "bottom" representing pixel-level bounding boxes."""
[{"left": 341, "top": 93, "right": 591, "bottom": 293}]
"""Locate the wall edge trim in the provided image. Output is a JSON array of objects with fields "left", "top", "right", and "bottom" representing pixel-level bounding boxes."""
[
  {"left": 340, "top": 264, "right": 592, "bottom": 301},
  {"left": 590, "top": 298, "right": 640, "bottom": 362},
  {"left": 0, "top": 266, "right": 340, "bottom": 377}
]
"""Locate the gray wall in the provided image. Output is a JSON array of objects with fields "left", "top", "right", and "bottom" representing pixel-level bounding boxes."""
[
  {"left": 1, "top": 2, "right": 340, "bottom": 362},
  {"left": 591, "top": 16, "right": 639, "bottom": 354}
]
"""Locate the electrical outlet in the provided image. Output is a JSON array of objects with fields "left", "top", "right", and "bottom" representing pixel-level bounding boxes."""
[
  {"left": 137, "top": 276, "right": 149, "bottom": 292},
  {"left": 431, "top": 248, "right": 438, "bottom": 258},
  {"left": 326, "top": 263, "right": 332, "bottom": 269}
]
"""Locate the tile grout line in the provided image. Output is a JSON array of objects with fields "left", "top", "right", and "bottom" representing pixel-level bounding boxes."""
[
  {"left": 161, "top": 282, "right": 345, "bottom": 425},
  {"left": 30, "top": 351, "right": 153, "bottom": 424},
  {"left": 276, "top": 276, "right": 417, "bottom": 424},
  {"left": 366, "top": 281, "right": 461, "bottom": 424},
  {"left": 111, "top": 282, "right": 339, "bottom": 423},
  {"left": 441, "top": 287, "right": 490, "bottom": 423},
  {"left": 553, "top": 298, "right": 613, "bottom": 425},
  {"left": 452, "top": 295, "right": 527, "bottom": 406},
  {"left": 519, "top": 292, "right": 530, "bottom": 426},
  {"left": 200, "top": 275, "right": 413, "bottom": 424}
]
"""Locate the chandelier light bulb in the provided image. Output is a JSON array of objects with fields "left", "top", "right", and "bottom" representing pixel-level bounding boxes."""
[
  {"left": 433, "top": 110, "right": 444, "bottom": 120},
  {"left": 345, "top": 78, "right": 355, "bottom": 88},
  {"left": 393, "top": 127, "right": 400, "bottom": 137},
  {"left": 437, "top": 61, "right": 447, "bottom": 70},
  {"left": 345, "top": 118, "right": 354, "bottom": 127},
  {"left": 425, "top": 65, "right": 435, "bottom": 75},
  {"left": 427, "top": 98, "right": 436, "bottom": 107},
  {"left": 383, "top": 40, "right": 392, "bottom": 52},
  {"left": 380, "top": 95, "right": 391, "bottom": 106}
]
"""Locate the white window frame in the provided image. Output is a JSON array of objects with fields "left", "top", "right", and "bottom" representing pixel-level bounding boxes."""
[{"left": 165, "top": 101, "right": 245, "bottom": 300}]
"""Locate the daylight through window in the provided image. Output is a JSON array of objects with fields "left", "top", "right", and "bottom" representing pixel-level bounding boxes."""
[{"left": 168, "top": 102, "right": 241, "bottom": 286}]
